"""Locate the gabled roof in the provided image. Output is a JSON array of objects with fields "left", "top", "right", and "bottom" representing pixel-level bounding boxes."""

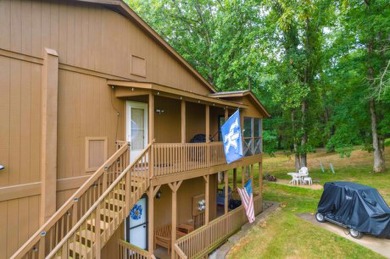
[
  {"left": 75, "top": 0, "right": 216, "bottom": 93},
  {"left": 209, "top": 90, "right": 271, "bottom": 118}
]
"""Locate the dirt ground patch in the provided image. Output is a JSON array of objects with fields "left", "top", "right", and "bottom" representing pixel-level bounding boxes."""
[{"left": 270, "top": 178, "right": 323, "bottom": 190}]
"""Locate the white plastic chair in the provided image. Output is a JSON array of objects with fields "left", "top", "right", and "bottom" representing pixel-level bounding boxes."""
[{"left": 288, "top": 167, "right": 309, "bottom": 185}]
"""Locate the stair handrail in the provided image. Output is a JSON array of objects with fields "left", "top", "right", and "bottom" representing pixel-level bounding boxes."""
[
  {"left": 174, "top": 243, "right": 188, "bottom": 259},
  {"left": 11, "top": 142, "right": 130, "bottom": 259},
  {"left": 47, "top": 142, "right": 153, "bottom": 258}
]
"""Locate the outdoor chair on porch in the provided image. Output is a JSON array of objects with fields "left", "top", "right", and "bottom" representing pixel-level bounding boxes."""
[
  {"left": 217, "top": 186, "right": 232, "bottom": 206},
  {"left": 154, "top": 224, "right": 187, "bottom": 255}
]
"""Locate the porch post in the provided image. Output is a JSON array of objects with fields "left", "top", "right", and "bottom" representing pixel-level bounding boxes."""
[
  {"left": 205, "top": 105, "right": 210, "bottom": 140},
  {"left": 147, "top": 185, "right": 156, "bottom": 255},
  {"left": 168, "top": 181, "right": 182, "bottom": 259},
  {"left": 205, "top": 105, "right": 210, "bottom": 165},
  {"left": 40, "top": 48, "right": 58, "bottom": 225},
  {"left": 259, "top": 162, "right": 263, "bottom": 212},
  {"left": 224, "top": 171, "right": 229, "bottom": 214},
  {"left": 233, "top": 168, "right": 237, "bottom": 190},
  {"left": 250, "top": 164, "right": 254, "bottom": 188},
  {"left": 242, "top": 167, "right": 245, "bottom": 187},
  {"left": 203, "top": 175, "right": 209, "bottom": 224},
  {"left": 149, "top": 93, "right": 155, "bottom": 142},
  {"left": 224, "top": 107, "right": 228, "bottom": 120},
  {"left": 181, "top": 100, "right": 186, "bottom": 143}
]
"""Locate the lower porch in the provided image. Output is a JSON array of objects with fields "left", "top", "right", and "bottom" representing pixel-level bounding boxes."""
[{"left": 118, "top": 194, "right": 263, "bottom": 259}]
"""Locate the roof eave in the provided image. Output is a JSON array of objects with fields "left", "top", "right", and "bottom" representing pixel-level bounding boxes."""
[{"left": 209, "top": 90, "right": 271, "bottom": 118}]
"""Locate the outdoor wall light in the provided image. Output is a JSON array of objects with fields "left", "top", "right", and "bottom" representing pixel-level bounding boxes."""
[
  {"left": 156, "top": 190, "right": 162, "bottom": 199},
  {"left": 0, "top": 165, "right": 4, "bottom": 170},
  {"left": 155, "top": 108, "right": 165, "bottom": 115}
]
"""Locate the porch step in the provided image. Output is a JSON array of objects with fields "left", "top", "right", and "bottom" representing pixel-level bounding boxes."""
[
  {"left": 86, "top": 218, "right": 110, "bottom": 232},
  {"left": 99, "top": 208, "right": 120, "bottom": 222},
  {"left": 69, "top": 241, "right": 91, "bottom": 258},
  {"left": 112, "top": 189, "right": 137, "bottom": 201},
  {"left": 117, "top": 180, "right": 144, "bottom": 191},
  {"left": 77, "top": 229, "right": 96, "bottom": 246},
  {"left": 105, "top": 198, "right": 126, "bottom": 210}
]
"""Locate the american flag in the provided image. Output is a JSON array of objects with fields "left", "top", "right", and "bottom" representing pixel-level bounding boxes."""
[{"left": 237, "top": 179, "right": 255, "bottom": 223}]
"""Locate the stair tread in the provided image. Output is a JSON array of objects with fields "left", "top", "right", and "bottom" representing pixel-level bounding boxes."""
[
  {"left": 69, "top": 241, "right": 90, "bottom": 257},
  {"left": 87, "top": 218, "right": 110, "bottom": 230},
  {"left": 77, "top": 229, "right": 96, "bottom": 242},
  {"left": 105, "top": 198, "right": 126, "bottom": 207},
  {"left": 99, "top": 208, "right": 120, "bottom": 218}
]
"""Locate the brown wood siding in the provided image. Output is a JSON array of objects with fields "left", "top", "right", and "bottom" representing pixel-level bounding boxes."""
[
  {"left": 154, "top": 96, "right": 181, "bottom": 143},
  {"left": 0, "top": 196, "right": 40, "bottom": 259},
  {"left": 0, "top": 56, "right": 42, "bottom": 187},
  {"left": 0, "top": 0, "right": 211, "bottom": 95},
  {"left": 154, "top": 177, "right": 214, "bottom": 228},
  {"left": 57, "top": 70, "right": 125, "bottom": 180},
  {"left": 186, "top": 102, "right": 206, "bottom": 142},
  {"left": 222, "top": 96, "right": 264, "bottom": 118}
]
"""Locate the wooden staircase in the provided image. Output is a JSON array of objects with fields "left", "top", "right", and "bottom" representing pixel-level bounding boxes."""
[{"left": 11, "top": 142, "right": 153, "bottom": 259}]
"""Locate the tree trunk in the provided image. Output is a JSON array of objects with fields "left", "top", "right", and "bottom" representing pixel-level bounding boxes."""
[
  {"left": 300, "top": 100, "right": 308, "bottom": 168},
  {"left": 291, "top": 110, "right": 301, "bottom": 171},
  {"left": 367, "top": 38, "right": 386, "bottom": 173},
  {"left": 369, "top": 98, "right": 386, "bottom": 172}
]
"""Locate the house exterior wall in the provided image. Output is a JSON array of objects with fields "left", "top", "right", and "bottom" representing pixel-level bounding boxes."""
[
  {"left": 0, "top": 0, "right": 220, "bottom": 257},
  {"left": 153, "top": 176, "right": 217, "bottom": 229},
  {"left": 0, "top": 1, "right": 267, "bottom": 257},
  {"left": 0, "top": 0, "right": 211, "bottom": 96},
  {"left": 154, "top": 96, "right": 182, "bottom": 143}
]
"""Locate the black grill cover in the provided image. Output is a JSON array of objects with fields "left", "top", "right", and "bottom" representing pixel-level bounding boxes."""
[{"left": 317, "top": 182, "right": 390, "bottom": 238}]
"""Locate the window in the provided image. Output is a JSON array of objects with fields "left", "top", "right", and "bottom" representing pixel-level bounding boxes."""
[{"left": 243, "top": 117, "right": 262, "bottom": 156}]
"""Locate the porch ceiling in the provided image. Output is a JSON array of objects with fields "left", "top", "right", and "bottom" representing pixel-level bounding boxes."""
[{"left": 108, "top": 80, "right": 248, "bottom": 109}]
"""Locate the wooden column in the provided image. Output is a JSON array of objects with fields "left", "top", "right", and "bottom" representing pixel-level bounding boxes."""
[
  {"left": 205, "top": 105, "right": 210, "bottom": 165},
  {"left": 149, "top": 93, "right": 155, "bottom": 143},
  {"left": 203, "top": 175, "right": 209, "bottom": 224},
  {"left": 233, "top": 168, "right": 237, "bottom": 190},
  {"left": 168, "top": 181, "right": 182, "bottom": 259},
  {"left": 181, "top": 100, "right": 186, "bottom": 143},
  {"left": 40, "top": 48, "right": 59, "bottom": 224},
  {"left": 205, "top": 105, "right": 210, "bottom": 141},
  {"left": 242, "top": 167, "right": 245, "bottom": 187},
  {"left": 250, "top": 164, "right": 254, "bottom": 193},
  {"left": 259, "top": 162, "right": 263, "bottom": 198},
  {"left": 224, "top": 107, "right": 229, "bottom": 120},
  {"left": 224, "top": 171, "right": 229, "bottom": 214},
  {"left": 148, "top": 185, "right": 161, "bottom": 254}
]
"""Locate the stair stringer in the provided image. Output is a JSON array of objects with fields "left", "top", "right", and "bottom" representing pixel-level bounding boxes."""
[{"left": 48, "top": 144, "right": 153, "bottom": 258}]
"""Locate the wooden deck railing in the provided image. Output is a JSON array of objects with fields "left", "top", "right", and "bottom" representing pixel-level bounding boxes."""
[
  {"left": 152, "top": 142, "right": 225, "bottom": 177},
  {"left": 118, "top": 239, "right": 156, "bottom": 259},
  {"left": 174, "top": 195, "right": 262, "bottom": 258},
  {"left": 11, "top": 142, "right": 130, "bottom": 259},
  {"left": 46, "top": 143, "right": 152, "bottom": 258}
]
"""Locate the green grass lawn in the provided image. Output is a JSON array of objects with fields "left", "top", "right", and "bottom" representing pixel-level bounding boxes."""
[{"left": 226, "top": 147, "right": 390, "bottom": 259}]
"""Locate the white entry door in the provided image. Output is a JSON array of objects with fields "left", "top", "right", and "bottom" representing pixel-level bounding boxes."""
[
  {"left": 126, "top": 196, "right": 148, "bottom": 249},
  {"left": 126, "top": 101, "right": 148, "bottom": 164}
]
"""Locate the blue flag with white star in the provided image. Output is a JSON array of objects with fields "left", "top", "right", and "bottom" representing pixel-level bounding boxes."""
[{"left": 221, "top": 110, "right": 243, "bottom": 164}]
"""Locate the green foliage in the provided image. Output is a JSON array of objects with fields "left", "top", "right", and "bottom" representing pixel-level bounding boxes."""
[
  {"left": 262, "top": 130, "right": 278, "bottom": 156},
  {"left": 125, "top": 0, "right": 390, "bottom": 169}
]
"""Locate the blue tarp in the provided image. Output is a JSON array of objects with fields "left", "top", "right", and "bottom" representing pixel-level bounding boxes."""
[{"left": 317, "top": 181, "right": 390, "bottom": 238}]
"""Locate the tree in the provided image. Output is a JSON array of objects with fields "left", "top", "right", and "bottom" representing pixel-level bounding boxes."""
[
  {"left": 127, "top": 0, "right": 265, "bottom": 91},
  {"left": 126, "top": 0, "right": 389, "bottom": 172},
  {"left": 336, "top": 0, "right": 390, "bottom": 172},
  {"left": 260, "top": 0, "right": 333, "bottom": 170}
]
